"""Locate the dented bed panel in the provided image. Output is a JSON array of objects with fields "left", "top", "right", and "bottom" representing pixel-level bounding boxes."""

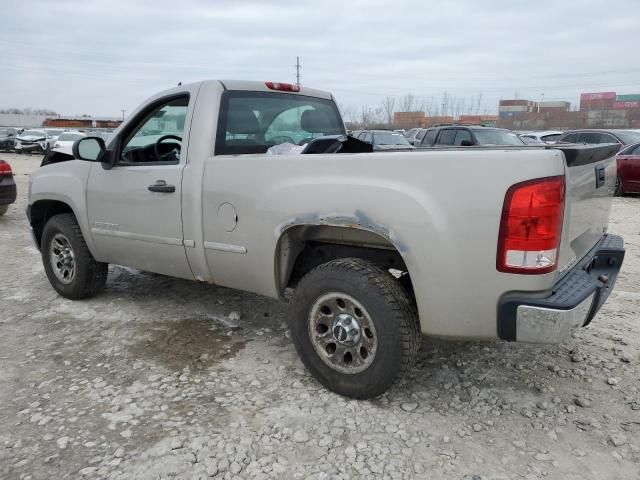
[{"left": 194, "top": 142, "right": 566, "bottom": 339}]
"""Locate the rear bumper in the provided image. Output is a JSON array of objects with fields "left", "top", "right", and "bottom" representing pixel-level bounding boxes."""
[
  {"left": 0, "top": 182, "right": 17, "bottom": 206},
  {"left": 498, "top": 234, "right": 625, "bottom": 343}
]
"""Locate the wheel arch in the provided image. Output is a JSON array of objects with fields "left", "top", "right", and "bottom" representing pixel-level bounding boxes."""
[
  {"left": 29, "top": 199, "right": 79, "bottom": 249},
  {"left": 274, "top": 219, "right": 415, "bottom": 299}
]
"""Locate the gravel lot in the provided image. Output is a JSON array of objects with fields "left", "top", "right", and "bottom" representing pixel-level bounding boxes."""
[{"left": 1, "top": 153, "right": 639, "bottom": 480}]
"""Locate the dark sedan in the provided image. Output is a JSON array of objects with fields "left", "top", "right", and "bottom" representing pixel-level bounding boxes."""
[
  {"left": 616, "top": 142, "right": 640, "bottom": 195},
  {"left": 0, "top": 159, "right": 17, "bottom": 216},
  {"left": 0, "top": 127, "right": 17, "bottom": 151},
  {"left": 557, "top": 129, "right": 640, "bottom": 146}
]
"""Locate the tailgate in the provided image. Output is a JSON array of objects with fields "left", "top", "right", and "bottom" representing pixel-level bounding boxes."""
[{"left": 553, "top": 143, "right": 620, "bottom": 278}]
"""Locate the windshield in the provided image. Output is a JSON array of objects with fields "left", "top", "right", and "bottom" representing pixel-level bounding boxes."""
[
  {"left": 57, "top": 132, "right": 85, "bottom": 141},
  {"left": 473, "top": 129, "right": 525, "bottom": 146},
  {"left": 217, "top": 91, "right": 345, "bottom": 155},
  {"left": 616, "top": 131, "right": 640, "bottom": 145},
  {"left": 374, "top": 132, "right": 411, "bottom": 146},
  {"left": 22, "top": 130, "right": 45, "bottom": 137}
]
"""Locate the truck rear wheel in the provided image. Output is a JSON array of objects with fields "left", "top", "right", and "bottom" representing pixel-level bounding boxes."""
[
  {"left": 41, "top": 213, "right": 108, "bottom": 299},
  {"left": 288, "top": 258, "right": 421, "bottom": 399}
]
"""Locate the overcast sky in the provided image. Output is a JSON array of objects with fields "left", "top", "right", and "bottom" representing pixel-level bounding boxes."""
[{"left": 1, "top": 0, "right": 639, "bottom": 119}]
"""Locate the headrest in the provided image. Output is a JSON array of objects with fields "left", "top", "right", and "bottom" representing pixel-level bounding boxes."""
[
  {"left": 227, "top": 106, "right": 261, "bottom": 134},
  {"left": 301, "top": 109, "right": 335, "bottom": 133}
]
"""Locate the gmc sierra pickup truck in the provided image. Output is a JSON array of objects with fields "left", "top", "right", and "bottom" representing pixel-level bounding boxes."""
[{"left": 27, "top": 80, "right": 625, "bottom": 398}]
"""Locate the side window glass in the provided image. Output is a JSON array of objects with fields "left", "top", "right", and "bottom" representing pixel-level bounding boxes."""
[
  {"left": 599, "top": 133, "right": 617, "bottom": 144},
  {"left": 121, "top": 97, "right": 188, "bottom": 164},
  {"left": 423, "top": 129, "right": 437, "bottom": 145},
  {"left": 437, "top": 129, "right": 456, "bottom": 145},
  {"left": 579, "top": 132, "right": 602, "bottom": 144},
  {"left": 454, "top": 129, "right": 472, "bottom": 145},
  {"left": 562, "top": 133, "right": 578, "bottom": 142}
]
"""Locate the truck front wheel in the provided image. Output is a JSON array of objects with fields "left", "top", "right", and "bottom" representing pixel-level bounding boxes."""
[
  {"left": 41, "top": 213, "right": 108, "bottom": 299},
  {"left": 289, "top": 258, "right": 421, "bottom": 399}
]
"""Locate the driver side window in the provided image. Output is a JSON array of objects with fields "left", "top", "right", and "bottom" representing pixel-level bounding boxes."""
[{"left": 120, "top": 96, "right": 188, "bottom": 165}]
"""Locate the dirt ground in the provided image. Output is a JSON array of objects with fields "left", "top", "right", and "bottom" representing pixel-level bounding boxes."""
[{"left": 1, "top": 153, "right": 639, "bottom": 480}]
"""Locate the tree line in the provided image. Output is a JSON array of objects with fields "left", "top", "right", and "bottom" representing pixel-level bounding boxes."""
[
  {"left": 339, "top": 92, "right": 491, "bottom": 129},
  {"left": 0, "top": 108, "right": 58, "bottom": 115}
]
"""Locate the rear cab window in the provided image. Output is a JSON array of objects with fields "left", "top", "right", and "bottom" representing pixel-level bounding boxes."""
[{"left": 215, "top": 91, "right": 345, "bottom": 155}]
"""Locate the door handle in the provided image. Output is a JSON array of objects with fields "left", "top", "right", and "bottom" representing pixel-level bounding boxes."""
[{"left": 148, "top": 180, "right": 175, "bottom": 193}]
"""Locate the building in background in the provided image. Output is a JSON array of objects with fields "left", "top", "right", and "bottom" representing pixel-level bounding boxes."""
[
  {"left": 498, "top": 91, "right": 640, "bottom": 130},
  {"left": 0, "top": 113, "right": 49, "bottom": 128}
]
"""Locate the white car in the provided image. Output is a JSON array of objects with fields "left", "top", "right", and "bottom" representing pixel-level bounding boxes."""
[
  {"left": 14, "top": 129, "right": 56, "bottom": 154},
  {"left": 53, "top": 130, "right": 86, "bottom": 156},
  {"left": 519, "top": 131, "right": 563, "bottom": 144}
]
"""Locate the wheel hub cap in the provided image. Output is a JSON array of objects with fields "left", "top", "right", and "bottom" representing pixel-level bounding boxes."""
[
  {"left": 49, "top": 233, "right": 75, "bottom": 284},
  {"left": 308, "top": 292, "right": 377, "bottom": 375},
  {"left": 332, "top": 314, "right": 361, "bottom": 345}
]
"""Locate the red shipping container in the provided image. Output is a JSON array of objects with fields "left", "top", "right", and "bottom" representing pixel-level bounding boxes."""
[
  {"left": 580, "top": 92, "right": 616, "bottom": 101},
  {"left": 613, "top": 101, "right": 640, "bottom": 109}
]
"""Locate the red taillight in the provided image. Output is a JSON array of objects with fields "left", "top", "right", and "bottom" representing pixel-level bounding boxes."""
[
  {"left": 497, "top": 176, "right": 565, "bottom": 274},
  {"left": 265, "top": 81, "right": 300, "bottom": 92},
  {"left": 0, "top": 161, "right": 12, "bottom": 178}
]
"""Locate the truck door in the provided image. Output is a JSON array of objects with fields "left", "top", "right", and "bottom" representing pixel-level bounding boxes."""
[{"left": 86, "top": 95, "right": 193, "bottom": 279}]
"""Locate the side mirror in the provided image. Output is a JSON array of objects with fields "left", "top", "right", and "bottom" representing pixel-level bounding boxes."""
[
  {"left": 72, "top": 137, "right": 106, "bottom": 162},
  {"left": 460, "top": 140, "right": 473, "bottom": 146}
]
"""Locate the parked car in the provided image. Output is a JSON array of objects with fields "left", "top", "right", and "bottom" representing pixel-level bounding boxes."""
[
  {"left": 403, "top": 127, "right": 423, "bottom": 144},
  {"left": 616, "top": 142, "right": 640, "bottom": 195},
  {"left": 519, "top": 131, "right": 563, "bottom": 144},
  {"left": 418, "top": 125, "right": 526, "bottom": 147},
  {"left": 356, "top": 130, "right": 413, "bottom": 150},
  {"left": 14, "top": 129, "right": 56, "bottom": 154},
  {"left": 0, "top": 127, "right": 18, "bottom": 151},
  {"left": 0, "top": 160, "right": 17, "bottom": 216},
  {"left": 53, "top": 130, "right": 87, "bottom": 156},
  {"left": 557, "top": 129, "right": 640, "bottom": 146},
  {"left": 28, "top": 79, "right": 624, "bottom": 399}
]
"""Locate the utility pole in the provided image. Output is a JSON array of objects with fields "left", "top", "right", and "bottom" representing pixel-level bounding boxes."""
[
  {"left": 121, "top": 109, "right": 126, "bottom": 121},
  {"left": 295, "top": 56, "right": 301, "bottom": 87}
]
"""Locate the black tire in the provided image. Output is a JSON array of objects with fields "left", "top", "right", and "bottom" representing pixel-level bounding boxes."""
[
  {"left": 615, "top": 175, "right": 623, "bottom": 196},
  {"left": 288, "top": 258, "right": 421, "bottom": 399},
  {"left": 41, "top": 213, "right": 108, "bottom": 299},
  {"left": 0, "top": 205, "right": 8, "bottom": 216}
]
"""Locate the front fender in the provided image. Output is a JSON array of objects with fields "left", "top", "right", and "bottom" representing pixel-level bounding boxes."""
[{"left": 29, "top": 160, "right": 97, "bottom": 256}]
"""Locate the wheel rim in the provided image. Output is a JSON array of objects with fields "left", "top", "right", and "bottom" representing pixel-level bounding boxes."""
[
  {"left": 49, "top": 233, "right": 75, "bottom": 284},
  {"left": 308, "top": 292, "right": 378, "bottom": 374}
]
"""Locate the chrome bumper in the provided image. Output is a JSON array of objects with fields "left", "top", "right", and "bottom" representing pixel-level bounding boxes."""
[
  {"left": 516, "top": 293, "right": 595, "bottom": 343},
  {"left": 498, "top": 234, "right": 624, "bottom": 343}
]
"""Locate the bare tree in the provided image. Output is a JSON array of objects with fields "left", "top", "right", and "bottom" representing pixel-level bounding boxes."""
[
  {"left": 400, "top": 93, "right": 417, "bottom": 112},
  {"left": 337, "top": 103, "right": 357, "bottom": 124},
  {"left": 380, "top": 96, "right": 396, "bottom": 126}
]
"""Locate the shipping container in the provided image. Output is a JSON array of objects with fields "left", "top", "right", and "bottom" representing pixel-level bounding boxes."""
[
  {"left": 499, "top": 105, "right": 530, "bottom": 112},
  {"left": 580, "top": 92, "right": 616, "bottom": 101},
  {"left": 499, "top": 111, "right": 516, "bottom": 118},
  {"left": 499, "top": 99, "right": 530, "bottom": 107},
  {"left": 616, "top": 94, "right": 640, "bottom": 102},
  {"left": 538, "top": 101, "right": 570, "bottom": 109},
  {"left": 580, "top": 98, "right": 615, "bottom": 111},
  {"left": 586, "top": 109, "right": 628, "bottom": 128},
  {"left": 613, "top": 101, "right": 640, "bottom": 109}
]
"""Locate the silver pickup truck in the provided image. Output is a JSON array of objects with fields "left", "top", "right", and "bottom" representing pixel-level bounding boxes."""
[{"left": 27, "top": 80, "right": 625, "bottom": 398}]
